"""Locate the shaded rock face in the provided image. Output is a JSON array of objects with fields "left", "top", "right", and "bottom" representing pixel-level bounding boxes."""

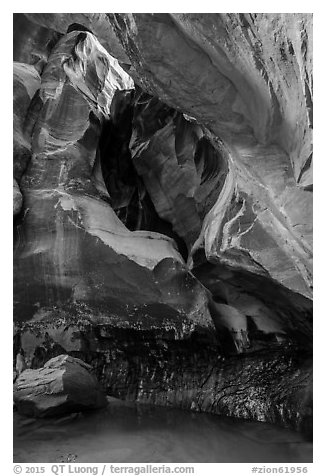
[
  {"left": 13, "top": 13, "right": 62, "bottom": 68},
  {"left": 13, "top": 62, "right": 41, "bottom": 217},
  {"left": 98, "top": 86, "right": 228, "bottom": 257},
  {"left": 97, "top": 85, "right": 312, "bottom": 351},
  {"left": 13, "top": 24, "right": 214, "bottom": 341},
  {"left": 14, "top": 354, "right": 107, "bottom": 417},
  {"left": 13, "top": 63, "right": 41, "bottom": 176},
  {"left": 14, "top": 318, "right": 312, "bottom": 438},
  {"left": 13, "top": 178, "right": 23, "bottom": 217},
  {"left": 24, "top": 13, "right": 130, "bottom": 64},
  {"left": 13, "top": 14, "right": 312, "bottom": 436},
  {"left": 106, "top": 13, "right": 313, "bottom": 300}
]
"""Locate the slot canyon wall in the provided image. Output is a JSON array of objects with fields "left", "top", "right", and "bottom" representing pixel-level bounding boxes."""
[{"left": 13, "top": 13, "right": 313, "bottom": 437}]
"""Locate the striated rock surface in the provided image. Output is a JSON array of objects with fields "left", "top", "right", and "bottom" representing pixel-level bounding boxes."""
[
  {"left": 13, "top": 26, "right": 214, "bottom": 340},
  {"left": 129, "top": 90, "right": 229, "bottom": 253},
  {"left": 14, "top": 354, "right": 107, "bottom": 417},
  {"left": 13, "top": 63, "right": 41, "bottom": 179},
  {"left": 13, "top": 14, "right": 313, "bottom": 435},
  {"left": 13, "top": 62, "right": 41, "bottom": 217},
  {"left": 15, "top": 14, "right": 313, "bottom": 297},
  {"left": 97, "top": 85, "right": 312, "bottom": 349},
  {"left": 24, "top": 13, "right": 129, "bottom": 64},
  {"left": 107, "top": 13, "right": 313, "bottom": 300},
  {"left": 13, "top": 178, "right": 23, "bottom": 217},
  {"left": 13, "top": 14, "right": 61, "bottom": 68}
]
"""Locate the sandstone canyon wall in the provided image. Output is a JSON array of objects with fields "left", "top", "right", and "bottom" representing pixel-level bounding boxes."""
[{"left": 13, "top": 13, "right": 313, "bottom": 437}]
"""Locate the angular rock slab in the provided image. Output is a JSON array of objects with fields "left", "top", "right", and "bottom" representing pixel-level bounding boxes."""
[{"left": 13, "top": 355, "right": 107, "bottom": 417}]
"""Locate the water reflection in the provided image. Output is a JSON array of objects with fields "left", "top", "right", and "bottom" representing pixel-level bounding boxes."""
[{"left": 13, "top": 398, "right": 312, "bottom": 463}]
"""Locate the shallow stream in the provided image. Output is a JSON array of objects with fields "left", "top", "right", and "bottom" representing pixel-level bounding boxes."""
[{"left": 13, "top": 398, "right": 312, "bottom": 463}]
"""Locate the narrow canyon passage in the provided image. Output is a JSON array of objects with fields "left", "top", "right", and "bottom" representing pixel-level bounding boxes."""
[{"left": 13, "top": 13, "right": 313, "bottom": 462}]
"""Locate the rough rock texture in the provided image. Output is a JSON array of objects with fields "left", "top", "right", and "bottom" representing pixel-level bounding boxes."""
[
  {"left": 13, "top": 14, "right": 312, "bottom": 436},
  {"left": 14, "top": 354, "right": 107, "bottom": 417},
  {"left": 14, "top": 318, "right": 312, "bottom": 438}
]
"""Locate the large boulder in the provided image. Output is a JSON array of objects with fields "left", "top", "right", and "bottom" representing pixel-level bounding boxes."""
[{"left": 13, "top": 355, "right": 107, "bottom": 417}]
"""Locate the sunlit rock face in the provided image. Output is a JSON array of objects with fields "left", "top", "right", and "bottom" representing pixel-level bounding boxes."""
[{"left": 13, "top": 14, "right": 312, "bottom": 434}]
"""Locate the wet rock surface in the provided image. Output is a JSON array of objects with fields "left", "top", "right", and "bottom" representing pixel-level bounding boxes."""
[
  {"left": 14, "top": 354, "right": 107, "bottom": 417},
  {"left": 14, "top": 316, "right": 312, "bottom": 438},
  {"left": 13, "top": 14, "right": 312, "bottom": 437}
]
